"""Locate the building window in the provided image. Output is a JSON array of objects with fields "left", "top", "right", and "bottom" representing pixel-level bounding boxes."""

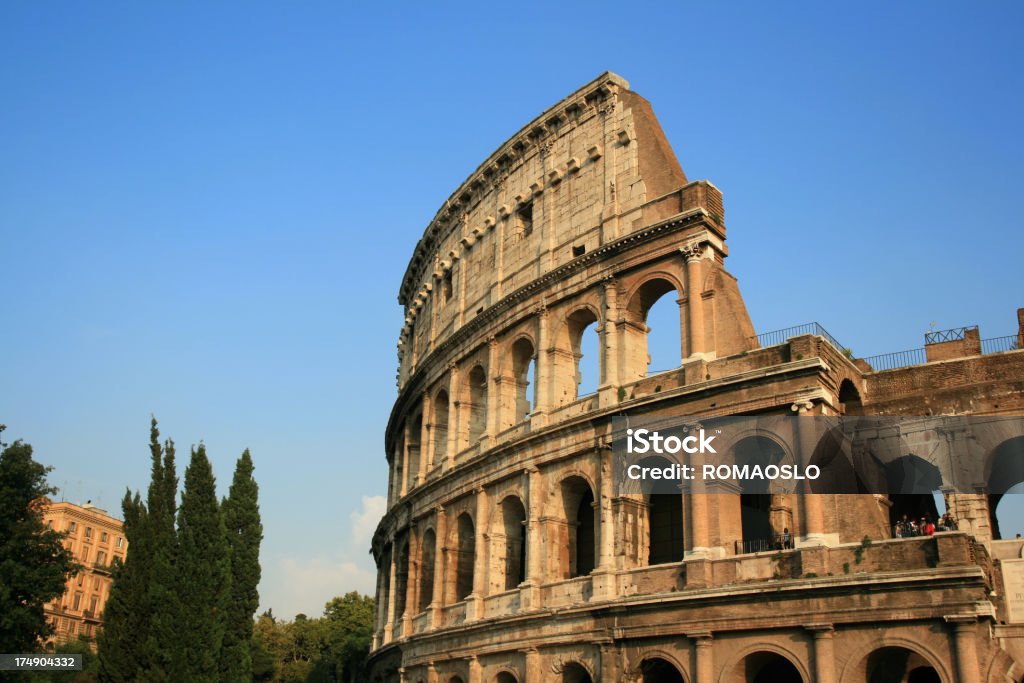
[
  {"left": 116, "top": 537, "right": 124, "bottom": 549},
  {"left": 100, "top": 532, "right": 108, "bottom": 543},
  {"left": 68, "top": 522, "right": 77, "bottom": 533},
  {"left": 72, "top": 593, "right": 82, "bottom": 610},
  {"left": 96, "top": 551, "right": 106, "bottom": 566},
  {"left": 89, "top": 596, "right": 98, "bottom": 612},
  {"left": 84, "top": 527, "right": 92, "bottom": 539},
  {"left": 516, "top": 202, "right": 533, "bottom": 238},
  {"left": 81, "top": 548, "right": 89, "bottom": 563},
  {"left": 46, "top": 519, "right": 53, "bottom": 529},
  {"left": 442, "top": 271, "right": 454, "bottom": 303}
]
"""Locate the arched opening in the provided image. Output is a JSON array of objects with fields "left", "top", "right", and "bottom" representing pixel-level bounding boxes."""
[
  {"left": 886, "top": 455, "right": 943, "bottom": 537},
  {"left": 501, "top": 496, "right": 527, "bottom": 589},
  {"left": 638, "top": 455, "right": 684, "bottom": 565},
  {"left": 433, "top": 390, "right": 449, "bottom": 465},
  {"left": 987, "top": 437, "right": 1024, "bottom": 540},
  {"left": 742, "top": 651, "right": 803, "bottom": 683},
  {"left": 394, "top": 537, "right": 409, "bottom": 619},
  {"left": 641, "top": 656, "right": 685, "bottom": 683},
  {"left": 494, "top": 672, "right": 518, "bottom": 683},
  {"left": 561, "top": 663, "right": 593, "bottom": 683},
  {"left": 453, "top": 513, "right": 475, "bottom": 602},
  {"left": 569, "top": 309, "right": 601, "bottom": 399},
  {"left": 379, "top": 545, "right": 392, "bottom": 626},
  {"left": 448, "top": 677, "right": 465, "bottom": 683},
  {"left": 418, "top": 529, "right": 436, "bottom": 612},
  {"left": 626, "top": 278, "right": 682, "bottom": 378},
  {"left": 838, "top": 379, "right": 863, "bottom": 416},
  {"left": 561, "top": 477, "right": 597, "bottom": 578},
  {"left": 734, "top": 437, "right": 784, "bottom": 553},
  {"left": 809, "top": 426, "right": 876, "bottom": 494},
  {"left": 407, "top": 413, "right": 422, "bottom": 491},
  {"left": 511, "top": 337, "right": 536, "bottom": 424},
  {"left": 864, "top": 646, "right": 940, "bottom": 683},
  {"left": 467, "top": 365, "right": 488, "bottom": 445}
]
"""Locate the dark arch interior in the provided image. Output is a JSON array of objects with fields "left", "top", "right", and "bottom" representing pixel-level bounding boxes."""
[
  {"left": 454, "top": 513, "right": 475, "bottom": 601},
  {"left": 744, "top": 651, "right": 802, "bottom": 683},
  {"left": 866, "top": 647, "right": 939, "bottom": 683},
  {"left": 886, "top": 455, "right": 943, "bottom": 534},
  {"left": 641, "top": 657, "right": 685, "bottom": 683},
  {"left": 418, "top": 529, "right": 435, "bottom": 612},
  {"left": 987, "top": 437, "right": 1024, "bottom": 539},
  {"left": 734, "top": 437, "right": 783, "bottom": 552},
  {"left": 575, "top": 488, "right": 596, "bottom": 576},
  {"left": 562, "top": 663, "right": 593, "bottom": 683},
  {"left": 638, "top": 455, "right": 684, "bottom": 565},
  {"left": 494, "top": 673, "right": 518, "bottom": 683},
  {"left": 501, "top": 496, "right": 527, "bottom": 589},
  {"left": 839, "top": 378, "right": 862, "bottom": 415}
]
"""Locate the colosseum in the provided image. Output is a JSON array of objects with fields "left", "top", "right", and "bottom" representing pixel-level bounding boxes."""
[{"left": 368, "top": 72, "right": 1024, "bottom": 683}]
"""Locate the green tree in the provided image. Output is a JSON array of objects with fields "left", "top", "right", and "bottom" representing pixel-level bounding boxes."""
[
  {"left": 142, "top": 421, "right": 178, "bottom": 681},
  {"left": 0, "top": 426, "right": 76, "bottom": 653},
  {"left": 320, "top": 593, "right": 375, "bottom": 683},
  {"left": 175, "top": 444, "right": 230, "bottom": 682},
  {"left": 220, "top": 449, "right": 263, "bottom": 683}
]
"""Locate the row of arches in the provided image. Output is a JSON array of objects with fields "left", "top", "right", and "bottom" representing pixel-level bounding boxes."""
[
  {"left": 424, "top": 646, "right": 943, "bottom": 682},
  {"left": 391, "top": 274, "right": 700, "bottom": 502}
]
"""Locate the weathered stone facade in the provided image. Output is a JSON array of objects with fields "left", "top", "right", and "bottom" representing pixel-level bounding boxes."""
[{"left": 369, "top": 72, "right": 1024, "bottom": 682}]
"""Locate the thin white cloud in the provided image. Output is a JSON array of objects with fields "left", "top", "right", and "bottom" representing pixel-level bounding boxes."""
[{"left": 350, "top": 495, "right": 387, "bottom": 547}]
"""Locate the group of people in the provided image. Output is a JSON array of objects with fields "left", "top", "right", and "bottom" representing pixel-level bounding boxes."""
[{"left": 894, "top": 512, "right": 958, "bottom": 538}]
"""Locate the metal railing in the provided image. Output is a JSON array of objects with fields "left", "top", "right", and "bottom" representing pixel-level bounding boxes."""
[
  {"left": 751, "top": 322, "right": 846, "bottom": 355},
  {"left": 982, "top": 335, "right": 1021, "bottom": 354},
  {"left": 735, "top": 536, "right": 792, "bottom": 554},
  {"left": 924, "top": 325, "right": 977, "bottom": 345},
  {"left": 863, "top": 347, "right": 929, "bottom": 372}
]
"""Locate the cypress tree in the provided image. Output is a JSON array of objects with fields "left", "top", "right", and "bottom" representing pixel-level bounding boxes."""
[
  {"left": 219, "top": 449, "right": 263, "bottom": 683},
  {"left": 143, "top": 421, "right": 179, "bottom": 681},
  {"left": 98, "top": 490, "right": 148, "bottom": 682},
  {"left": 176, "top": 444, "right": 230, "bottom": 682}
]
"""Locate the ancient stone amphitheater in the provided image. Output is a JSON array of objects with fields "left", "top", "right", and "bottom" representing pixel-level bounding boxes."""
[{"left": 368, "top": 73, "right": 1024, "bottom": 683}]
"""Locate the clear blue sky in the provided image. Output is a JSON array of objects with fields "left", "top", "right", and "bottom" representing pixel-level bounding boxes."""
[{"left": 2, "top": 2, "right": 1022, "bottom": 618}]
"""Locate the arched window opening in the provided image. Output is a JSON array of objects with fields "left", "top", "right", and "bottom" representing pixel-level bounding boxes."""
[
  {"left": 407, "top": 413, "right": 422, "bottom": 491},
  {"left": 561, "top": 477, "right": 597, "bottom": 578},
  {"left": 467, "top": 365, "right": 488, "bottom": 444},
  {"left": 394, "top": 538, "right": 409, "bottom": 619},
  {"left": 418, "top": 530, "right": 436, "bottom": 612},
  {"left": 454, "top": 513, "right": 475, "bottom": 601},
  {"left": 987, "top": 437, "right": 1024, "bottom": 540},
  {"left": 561, "top": 663, "right": 593, "bottom": 683},
  {"left": 865, "top": 647, "right": 940, "bottom": 683},
  {"left": 809, "top": 427, "right": 874, "bottom": 494},
  {"left": 511, "top": 338, "right": 536, "bottom": 424},
  {"left": 501, "top": 497, "right": 527, "bottom": 590},
  {"left": 638, "top": 455, "right": 684, "bottom": 565},
  {"left": 571, "top": 310, "right": 601, "bottom": 398},
  {"left": 379, "top": 545, "right": 392, "bottom": 627},
  {"left": 641, "top": 657, "right": 685, "bottom": 683},
  {"left": 734, "top": 437, "right": 784, "bottom": 553},
  {"left": 743, "top": 651, "right": 802, "bottom": 683},
  {"left": 495, "top": 673, "right": 519, "bottom": 683},
  {"left": 448, "top": 677, "right": 466, "bottom": 683},
  {"left": 625, "top": 278, "right": 682, "bottom": 379},
  {"left": 886, "top": 455, "right": 943, "bottom": 537},
  {"left": 433, "top": 390, "right": 449, "bottom": 465},
  {"left": 838, "top": 379, "right": 863, "bottom": 415}
]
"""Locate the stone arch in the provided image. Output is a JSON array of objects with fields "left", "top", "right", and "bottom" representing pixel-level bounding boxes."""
[
  {"left": 448, "top": 676, "right": 466, "bottom": 683},
  {"left": 986, "top": 436, "right": 1024, "bottom": 539},
  {"left": 554, "top": 305, "right": 602, "bottom": 403},
  {"left": 624, "top": 274, "right": 685, "bottom": 379},
  {"left": 636, "top": 649, "right": 688, "bottom": 683},
  {"left": 560, "top": 661, "right": 595, "bottom": 683},
  {"left": 886, "top": 455, "right": 943, "bottom": 536},
  {"left": 494, "top": 671, "right": 519, "bottom": 683},
  {"left": 508, "top": 336, "right": 536, "bottom": 425},
  {"left": 433, "top": 388, "right": 450, "bottom": 465},
  {"left": 449, "top": 512, "right": 476, "bottom": 602},
  {"left": 407, "top": 411, "right": 423, "bottom": 491},
  {"left": 636, "top": 455, "right": 685, "bottom": 565},
  {"left": 394, "top": 535, "right": 410, "bottom": 619},
  {"left": 466, "top": 364, "right": 488, "bottom": 445},
  {"left": 719, "top": 642, "right": 809, "bottom": 683},
  {"left": 560, "top": 475, "right": 597, "bottom": 578},
  {"left": 839, "top": 637, "right": 951, "bottom": 683},
  {"left": 726, "top": 435, "right": 788, "bottom": 554},
  {"left": 499, "top": 494, "right": 527, "bottom": 589},
  {"left": 418, "top": 527, "right": 436, "bottom": 612},
  {"left": 809, "top": 426, "right": 874, "bottom": 495},
  {"left": 838, "top": 378, "right": 863, "bottom": 415}
]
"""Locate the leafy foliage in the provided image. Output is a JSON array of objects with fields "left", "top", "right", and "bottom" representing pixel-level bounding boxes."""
[{"left": 0, "top": 427, "right": 77, "bottom": 654}]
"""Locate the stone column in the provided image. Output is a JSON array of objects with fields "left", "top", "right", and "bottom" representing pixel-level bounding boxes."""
[
  {"left": 372, "top": 558, "right": 386, "bottom": 649},
  {"left": 533, "top": 306, "right": 551, "bottom": 425},
  {"left": 599, "top": 640, "right": 618, "bottom": 681},
  {"left": 947, "top": 615, "right": 981, "bottom": 683},
  {"left": 468, "top": 487, "right": 489, "bottom": 620},
  {"left": 467, "top": 655, "right": 482, "bottom": 683},
  {"left": 429, "top": 507, "right": 447, "bottom": 629},
  {"left": 420, "top": 392, "right": 432, "bottom": 480},
  {"left": 691, "top": 632, "right": 713, "bottom": 683},
  {"left": 426, "top": 662, "right": 438, "bottom": 683},
  {"left": 403, "top": 531, "right": 419, "bottom": 634},
  {"left": 523, "top": 648, "right": 541, "bottom": 683},
  {"left": 384, "top": 547, "right": 398, "bottom": 642},
  {"left": 446, "top": 365, "right": 460, "bottom": 468},
  {"left": 592, "top": 447, "right": 618, "bottom": 599},
  {"left": 793, "top": 400, "right": 828, "bottom": 546},
  {"left": 807, "top": 624, "right": 836, "bottom": 683},
  {"left": 682, "top": 243, "right": 706, "bottom": 358},
  {"left": 486, "top": 337, "right": 500, "bottom": 443},
  {"left": 599, "top": 278, "right": 620, "bottom": 408},
  {"left": 521, "top": 466, "right": 543, "bottom": 609},
  {"left": 399, "top": 440, "right": 410, "bottom": 499}
]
